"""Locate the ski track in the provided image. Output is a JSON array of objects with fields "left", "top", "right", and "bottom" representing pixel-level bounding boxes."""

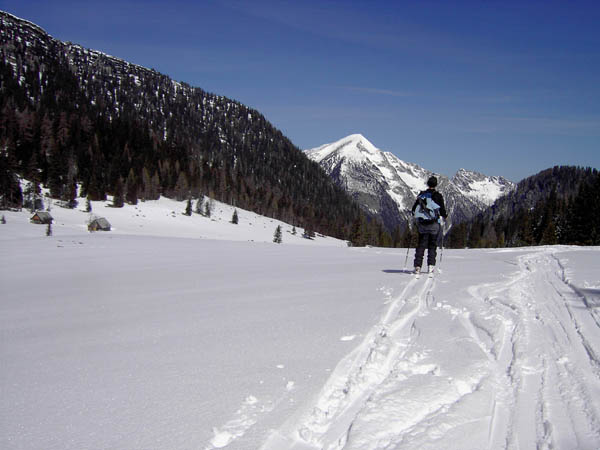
[
  {"left": 261, "top": 248, "right": 600, "bottom": 450},
  {"left": 205, "top": 381, "right": 298, "bottom": 449},
  {"left": 457, "top": 249, "right": 600, "bottom": 450},
  {"left": 261, "top": 274, "right": 437, "bottom": 449}
]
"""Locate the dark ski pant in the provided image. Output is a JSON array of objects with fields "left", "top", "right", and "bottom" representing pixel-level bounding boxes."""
[{"left": 414, "top": 222, "right": 441, "bottom": 268}]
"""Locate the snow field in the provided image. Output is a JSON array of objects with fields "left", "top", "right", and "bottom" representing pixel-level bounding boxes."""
[
  {"left": 2, "top": 201, "right": 600, "bottom": 449},
  {"left": 263, "top": 247, "right": 600, "bottom": 449},
  {"left": 1, "top": 207, "right": 403, "bottom": 450},
  {"left": 0, "top": 194, "right": 346, "bottom": 246}
]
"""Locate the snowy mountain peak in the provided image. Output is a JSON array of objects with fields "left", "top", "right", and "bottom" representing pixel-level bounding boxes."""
[
  {"left": 306, "top": 134, "right": 380, "bottom": 164},
  {"left": 306, "top": 135, "right": 515, "bottom": 230}
]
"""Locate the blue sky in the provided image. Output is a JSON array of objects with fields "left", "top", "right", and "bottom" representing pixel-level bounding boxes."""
[{"left": 2, "top": 0, "right": 599, "bottom": 181}]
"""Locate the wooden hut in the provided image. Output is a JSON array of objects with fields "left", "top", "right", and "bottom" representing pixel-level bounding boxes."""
[
  {"left": 30, "top": 211, "right": 53, "bottom": 224},
  {"left": 88, "top": 217, "right": 111, "bottom": 232}
]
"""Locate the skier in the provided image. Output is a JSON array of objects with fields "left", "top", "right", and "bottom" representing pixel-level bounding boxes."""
[{"left": 411, "top": 176, "right": 447, "bottom": 276}]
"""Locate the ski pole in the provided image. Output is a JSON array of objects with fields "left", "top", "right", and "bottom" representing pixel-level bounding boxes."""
[
  {"left": 404, "top": 244, "right": 410, "bottom": 270},
  {"left": 404, "top": 225, "right": 415, "bottom": 270},
  {"left": 439, "top": 222, "right": 445, "bottom": 267}
]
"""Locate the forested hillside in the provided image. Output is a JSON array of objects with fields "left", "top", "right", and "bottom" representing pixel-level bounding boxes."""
[
  {"left": 0, "top": 11, "right": 389, "bottom": 243},
  {"left": 446, "top": 166, "right": 600, "bottom": 247}
]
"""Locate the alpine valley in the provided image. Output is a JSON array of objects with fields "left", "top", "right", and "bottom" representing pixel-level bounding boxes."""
[
  {"left": 306, "top": 134, "right": 515, "bottom": 232},
  {"left": 0, "top": 11, "right": 384, "bottom": 244},
  {"left": 1, "top": 10, "right": 596, "bottom": 248}
]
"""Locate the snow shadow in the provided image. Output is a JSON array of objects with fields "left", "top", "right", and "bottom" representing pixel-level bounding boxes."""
[
  {"left": 382, "top": 269, "right": 415, "bottom": 275},
  {"left": 569, "top": 285, "right": 600, "bottom": 310}
]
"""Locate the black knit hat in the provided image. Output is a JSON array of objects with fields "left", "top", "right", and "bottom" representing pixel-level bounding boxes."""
[{"left": 427, "top": 176, "right": 438, "bottom": 188}]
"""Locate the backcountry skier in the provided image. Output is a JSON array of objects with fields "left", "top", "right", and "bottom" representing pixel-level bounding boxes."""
[{"left": 411, "top": 176, "right": 448, "bottom": 276}]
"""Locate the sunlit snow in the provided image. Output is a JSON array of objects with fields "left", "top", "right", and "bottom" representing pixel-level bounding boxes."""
[{"left": 2, "top": 195, "right": 599, "bottom": 450}]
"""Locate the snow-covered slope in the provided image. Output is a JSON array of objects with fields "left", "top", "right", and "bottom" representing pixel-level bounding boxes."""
[
  {"left": 452, "top": 168, "right": 514, "bottom": 206},
  {"left": 2, "top": 209, "right": 599, "bottom": 449},
  {"left": 1, "top": 193, "right": 345, "bottom": 246},
  {"left": 306, "top": 134, "right": 515, "bottom": 230}
]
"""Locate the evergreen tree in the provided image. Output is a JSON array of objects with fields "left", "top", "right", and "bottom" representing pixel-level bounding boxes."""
[
  {"left": 195, "top": 197, "right": 204, "bottom": 215},
  {"left": 539, "top": 220, "right": 558, "bottom": 245},
  {"left": 534, "top": 189, "right": 558, "bottom": 244},
  {"left": 125, "top": 169, "right": 138, "bottom": 205},
  {"left": 65, "top": 181, "right": 78, "bottom": 209},
  {"left": 481, "top": 224, "right": 498, "bottom": 248},
  {"left": 204, "top": 198, "right": 212, "bottom": 217},
  {"left": 349, "top": 216, "right": 367, "bottom": 247},
  {"left": 150, "top": 171, "right": 161, "bottom": 200},
  {"left": 231, "top": 209, "right": 238, "bottom": 224},
  {"left": 47, "top": 148, "right": 66, "bottom": 199},
  {"left": 392, "top": 225, "right": 404, "bottom": 248},
  {"left": 174, "top": 171, "right": 189, "bottom": 201},
  {"left": 397, "top": 226, "right": 415, "bottom": 248},
  {"left": 85, "top": 197, "right": 92, "bottom": 213},
  {"left": 112, "top": 177, "right": 125, "bottom": 208},
  {"left": 518, "top": 212, "right": 535, "bottom": 246},
  {"left": 303, "top": 225, "right": 315, "bottom": 240},
  {"left": 273, "top": 225, "right": 282, "bottom": 244},
  {"left": 467, "top": 220, "right": 483, "bottom": 248},
  {"left": 378, "top": 226, "right": 393, "bottom": 248},
  {"left": 496, "top": 232, "right": 506, "bottom": 248},
  {"left": 24, "top": 180, "right": 41, "bottom": 212},
  {"left": 184, "top": 198, "right": 192, "bottom": 216},
  {"left": 0, "top": 144, "right": 23, "bottom": 209},
  {"left": 291, "top": 226, "right": 297, "bottom": 235},
  {"left": 141, "top": 167, "right": 153, "bottom": 201},
  {"left": 448, "top": 222, "right": 467, "bottom": 248},
  {"left": 565, "top": 174, "right": 600, "bottom": 245}
]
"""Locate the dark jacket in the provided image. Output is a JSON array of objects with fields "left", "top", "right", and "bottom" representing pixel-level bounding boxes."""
[{"left": 411, "top": 188, "right": 448, "bottom": 219}]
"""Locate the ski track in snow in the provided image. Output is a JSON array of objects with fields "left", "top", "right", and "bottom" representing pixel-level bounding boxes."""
[
  {"left": 206, "top": 380, "right": 299, "bottom": 449},
  {"left": 262, "top": 248, "right": 600, "bottom": 449},
  {"left": 262, "top": 274, "right": 438, "bottom": 449}
]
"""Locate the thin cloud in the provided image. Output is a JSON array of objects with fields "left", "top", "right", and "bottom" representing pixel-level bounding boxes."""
[
  {"left": 502, "top": 116, "right": 600, "bottom": 134},
  {"left": 218, "top": 0, "right": 470, "bottom": 59},
  {"left": 462, "top": 115, "right": 600, "bottom": 136},
  {"left": 339, "top": 86, "right": 414, "bottom": 98}
]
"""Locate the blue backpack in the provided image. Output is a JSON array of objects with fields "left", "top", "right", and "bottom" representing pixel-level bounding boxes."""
[{"left": 414, "top": 192, "right": 441, "bottom": 223}]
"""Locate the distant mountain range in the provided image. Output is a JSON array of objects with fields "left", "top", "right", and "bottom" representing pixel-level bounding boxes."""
[{"left": 306, "top": 134, "right": 515, "bottom": 231}]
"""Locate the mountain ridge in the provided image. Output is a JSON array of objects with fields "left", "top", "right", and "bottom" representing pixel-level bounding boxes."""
[
  {"left": 0, "top": 10, "right": 391, "bottom": 244},
  {"left": 306, "top": 134, "right": 515, "bottom": 231},
  {"left": 446, "top": 165, "right": 600, "bottom": 247}
]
